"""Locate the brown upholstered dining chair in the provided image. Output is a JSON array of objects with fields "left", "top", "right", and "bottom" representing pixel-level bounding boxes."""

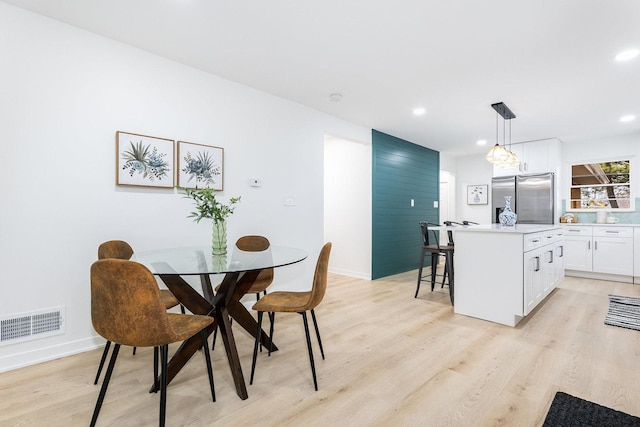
[
  {"left": 250, "top": 242, "right": 332, "bottom": 391},
  {"left": 90, "top": 259, "right": 215, "bottom": 427},
  {"left": 212, "top": 235, "right": 274, "bottom": 349},
  {"left": 94, "top": 240, "right": 182, "bottom": 385},
  {"left": 214, "top": 235, "right": 274, "bottom": 299}
]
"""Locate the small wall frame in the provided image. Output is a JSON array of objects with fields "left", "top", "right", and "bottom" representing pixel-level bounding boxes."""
[
  {"left": 467, "top": 184, "right": 488, "bottom": 205},
  {"left": 116, "top": 131, "right": 175, "bottom": 188},
  {"left": 177, "top": 141, "right": 224, "bottom": 190}
]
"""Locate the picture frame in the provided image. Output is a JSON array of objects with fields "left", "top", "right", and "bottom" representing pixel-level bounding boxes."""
[
  {"left": 177, "top": 141, "right": 224, "bottom": 190},
  {"left": 116, "top": 131, "right": 175, "bottom": 188},
  {"left": 467, "top": 184, "right": 488, "bottom": 205}
]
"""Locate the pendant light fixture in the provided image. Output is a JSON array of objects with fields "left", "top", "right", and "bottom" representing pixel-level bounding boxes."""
[{"left": 486, "top": 102, "right": 521, "bottom": 167}]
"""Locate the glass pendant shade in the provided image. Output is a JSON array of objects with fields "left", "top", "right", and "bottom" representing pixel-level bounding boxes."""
[
  {"left": 497, "top": 150, "right": 522, "bottom": 168},
  {"left": 505, "top": 151, "right": 522, "bottom": 167},
  {"left": 485, "top": 143, "right": 510, "bottom": 163}
]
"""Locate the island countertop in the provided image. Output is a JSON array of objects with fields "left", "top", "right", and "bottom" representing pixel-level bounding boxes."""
[{"left": 445, "top": 223, "right": 561, "bottom": 234}]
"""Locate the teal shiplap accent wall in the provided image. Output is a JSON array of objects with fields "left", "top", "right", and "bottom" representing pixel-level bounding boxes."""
[{"left": 372, "top": 130, "right": 440, "bottom": 279}]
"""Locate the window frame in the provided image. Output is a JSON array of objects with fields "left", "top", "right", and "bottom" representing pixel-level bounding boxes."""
[{"left": 567, "top": 157, "right": 635, "bottom": 212}]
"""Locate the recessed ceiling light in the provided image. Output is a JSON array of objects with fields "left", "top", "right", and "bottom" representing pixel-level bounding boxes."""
[
  {"left": 413, "top": 107, "right": 426, "bottom": 116},
  {"left": 329, "top": 93, "right": 342, "bottom": 102},
  {"left": 615, "top": 49, "right": 639, "bottom": 61},
  {"left": 477, "top": 139, "right": 487, "bottom": 146},
  {"left": 620, "top": 115, "right": 636, "bottom": 122}
]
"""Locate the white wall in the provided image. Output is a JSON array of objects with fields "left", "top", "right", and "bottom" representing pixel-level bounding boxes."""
[
  {"left": 440, "top": 153, "right": 457, "bottom": 226},
  {"left": 324, "top": 136, "right": 372, "bottom": 279},
  {"left": 454, "top": 154, "right": 494, "bottom": 223},
  {"left": 0, "top": 4, "right": 370, "bottom": 371}
]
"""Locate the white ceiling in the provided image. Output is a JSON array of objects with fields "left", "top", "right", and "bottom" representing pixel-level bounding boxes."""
[{"left": 4, "top": 0, "right": 640, "bottom": 156}]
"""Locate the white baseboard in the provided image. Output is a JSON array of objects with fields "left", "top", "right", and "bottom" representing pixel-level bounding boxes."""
[
  {"left": 565, "top": 270, "right": 634, "bottom": 284},
  {"left": 0, "top": 336, "right": 104, "bottom": 373},
  {"left": 328, "top": 267, "right": 370, "bottom": 280}
]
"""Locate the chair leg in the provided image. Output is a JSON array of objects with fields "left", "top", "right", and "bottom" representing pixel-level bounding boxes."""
[
  {"left": 415, "top": 248, "right": 426, "bottom": 298},
  {"left": 267, "top": 313, "right": 275, "bottom": 356},
  {"left": 310, "top": 309, "right": 325, "bottom": 360},
  {"left": 430, "top": 253, "right": 439, "bottom": 291},
  {"left": 446, "top": 253, "right": 455, "bottom": 305},
  {"left": 132, "top": 347, "right": 136, "bottom": 355},
  {"left": 301, "top": 311, "right": 318, "bottom": 391},
  {"left": 153, "top": 347, "right": 159, "bottom": 393},
  {"left": 94, "top": 340, "right": 111, "bottom": 385},
  {"left": 159, "top": 344, "right": 168, "bottom": 427},
  {"left": 200, "top": 330, "right": 216, "bottom": 402},
  {"left": 255, "top": 293, "right": 264, "bottom": 352},
  {"left": 90, "top": 343, "right": 120, "bottom": 427},
  {"left": 250, "top": 311, "right": 264, "bottom": 385},
  {"left": 441, "top": 261, "right": 448, "bottom": 288}
]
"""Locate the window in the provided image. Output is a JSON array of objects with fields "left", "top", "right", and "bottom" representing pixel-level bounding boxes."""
[{"left": 569, "top": 159, "right": 632, "bottom": 210}]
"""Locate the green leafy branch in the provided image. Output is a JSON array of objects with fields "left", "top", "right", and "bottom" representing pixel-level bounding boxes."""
[{"left": 178, "top": 187, "right": 241, "bottom": 223}]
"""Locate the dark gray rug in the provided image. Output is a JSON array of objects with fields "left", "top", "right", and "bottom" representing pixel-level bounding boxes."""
[
  {"left": 604, "top": 294, "right": 640, "bottom": 331},
  {"left": 543, "top": 392, "right": 640, "bottom": 426}
]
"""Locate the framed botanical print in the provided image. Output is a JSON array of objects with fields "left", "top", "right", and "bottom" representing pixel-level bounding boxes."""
[
  {"left": 177, "top": 141, "right": 224, "bottom": 190},
  {"left": 467, "top": 184, "right": 488, "bottom": 205},
  {"left": 116, "top": 131, "right": 175, "bottom": 188}
]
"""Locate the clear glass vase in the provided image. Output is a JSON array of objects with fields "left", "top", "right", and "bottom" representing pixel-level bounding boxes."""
[
  {"left": 499, "top": 195, "right": 518, "bottom": 226},
  {"left": 212, "top": 220, "right": 227, "bottom": 255}
]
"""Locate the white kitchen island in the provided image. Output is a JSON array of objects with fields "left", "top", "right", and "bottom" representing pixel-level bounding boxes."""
[{"left": 452, "top": 224, "right": 564, "bottom": 327}]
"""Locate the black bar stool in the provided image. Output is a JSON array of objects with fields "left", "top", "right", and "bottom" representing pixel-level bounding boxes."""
[{"left": 415, "top": 222, "right": 455, "bottom": 305}]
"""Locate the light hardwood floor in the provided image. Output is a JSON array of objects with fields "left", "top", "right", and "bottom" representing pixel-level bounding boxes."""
[{"left": 1, "top": 271, "right": 639, "bottom": 426}]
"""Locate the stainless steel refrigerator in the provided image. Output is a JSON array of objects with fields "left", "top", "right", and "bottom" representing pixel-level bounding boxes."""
[{"left": 491, "top": 172, "right": 555, "bottom": 224}]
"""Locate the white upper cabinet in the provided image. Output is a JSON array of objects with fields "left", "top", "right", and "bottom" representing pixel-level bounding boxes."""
[{"left": 493, "top": 138, "right": 561, "bottom": 177}]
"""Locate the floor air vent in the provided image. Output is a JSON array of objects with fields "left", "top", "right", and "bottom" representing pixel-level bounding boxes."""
[{"left": 0, "top": 306, "right": 65, "bottom": 345}]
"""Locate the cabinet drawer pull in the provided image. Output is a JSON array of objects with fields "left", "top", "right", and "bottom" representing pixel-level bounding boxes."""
[
  {"left": 548, "top": 250, "right": 553, "bottom": 263},
  {"left": 535, "top": 256, "right": 540, "bottom": 272},
  {"left": 588, "top": 241, "right": 591, "bottom": 250},
  {"left": 595, "top": 241, "right": 598, "bottom": 250},
  {"left": 568, "top": 229, "right": 581, "bottom": 232},
  {"left": 531, "top": 239, "right": 540, "bottom": 243},
  {"left": 606, "top": 231, "right": 619, "bottom": 234},
  {"left": 559, "top": 245, "right": 564, "bottom": 257}
]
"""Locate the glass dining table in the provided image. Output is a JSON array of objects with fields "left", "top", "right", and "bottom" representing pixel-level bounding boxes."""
[{"left": 132, "top": 245, "right": 307, "bottom": 400}]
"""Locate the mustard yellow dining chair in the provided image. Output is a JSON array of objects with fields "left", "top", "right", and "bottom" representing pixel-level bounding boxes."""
[
  {"left": 90, "top": 259, "right": 215, "bottom": 427},
  {"left": 250, "top": 242, "right": 331, "bottom": 391},
  {"left": 94, "top": 240, "right": 181, "bottom": 385}
]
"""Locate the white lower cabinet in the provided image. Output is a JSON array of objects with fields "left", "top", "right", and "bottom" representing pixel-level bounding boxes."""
[
  {"left": 553, "top": 239, "right": 565, "bottom": 284},
  {"left": 592, "top": 235, "right": 634, "bottom": 275},
  {"left": 524, "top": 247, "right": 543, "bottom": 315},
  {"left": 524, "top": 231, "right": 563, "bottom": 315},
  {"left": 564, "top": 236, "right": 592, "bottom": 271},
  {"left": 635, "top": 229, "right": 640, "bottom": 282},
  {"left": 564, "top": 226, "right": 633, "bottom": 278}
]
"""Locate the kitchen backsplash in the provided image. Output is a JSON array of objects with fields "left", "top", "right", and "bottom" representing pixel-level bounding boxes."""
[{"left": 560, "top": 198, "right": 640, "bottom": 223}]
